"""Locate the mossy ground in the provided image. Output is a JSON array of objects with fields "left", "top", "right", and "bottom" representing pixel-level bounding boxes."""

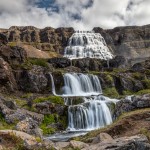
[
  {"left": 33, "top": 96, "right": 64, "bottom": 105},
  {"left": 0, "top": 113, "right": 15, "bottom": 130}
]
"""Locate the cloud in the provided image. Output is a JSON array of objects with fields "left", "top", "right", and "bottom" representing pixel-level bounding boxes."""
[{"left": 0, "top": 0, "right": 149, "bottom": 30}]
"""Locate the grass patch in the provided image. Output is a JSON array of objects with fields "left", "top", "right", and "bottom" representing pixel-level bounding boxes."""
[
  {"left": 0, "top": 113, "right": 15, "bottom": 130},
  {"left": 136, "top": 89, "right": 150, "bottom": 95},
  {"left": 40, "top": 114, "right": 57, "bottom": 135},
  {"left": 33, "top": 96, "right": 64, "bottom": 105},
  {"left": 140, "top": 128, "right": 150, "bottom": 141},
  {"left": 1, "top": 132, "right": 25, "bottom": 150},
  {"left": 142, "top": 79, "right": 150, "bottom": 89},
  {"left": 29, "top": 58, "right": 49, "bottom": 68},
  {"left": 103, "top": 87, "right": 119, "bottom": 98},
  {"left": 21, "top": 58, "right": 49, "bottom": 69}
]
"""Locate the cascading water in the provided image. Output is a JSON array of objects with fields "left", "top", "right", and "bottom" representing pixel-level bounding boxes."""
[
  {"left": 47, "top": 73, "right": 118, "bottom": 141},
  {"left": 67, "top": 95, "right": 117, "bottom": 131},
  {"left": 47, "top": 31, "right": 117, "bottom": 141},
  {"left": 63, "top": 73, "right": 102, "bottom": 96},
  {"left": 64, "top": 31, "right": 113, "bottom": 60}
]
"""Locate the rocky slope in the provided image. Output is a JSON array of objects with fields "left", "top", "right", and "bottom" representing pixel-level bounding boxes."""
[{"left": 0, "top": 25, "right": 150, "bottom": 61}]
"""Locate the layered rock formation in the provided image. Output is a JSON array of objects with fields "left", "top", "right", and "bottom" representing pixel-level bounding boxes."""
[{"left": 0, "top": 25, "right": 150, "bottom": 61}]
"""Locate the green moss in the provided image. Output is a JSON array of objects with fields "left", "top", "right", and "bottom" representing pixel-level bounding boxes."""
[
  {"left": 8, "top": 42, "right": 17, "bottom": 47},
  {"left": 29, "top": 58, "right": 49, "bottom": 68},
  {"left": 14, "top": 99, "right": 27, "bottom": 107},
  {"left": 0, "top": 113, "right": 15, "bottom": 130},
  {"left": 122, "top": 90, "right": 134, "bottom": 96},
  {"left": 132, "top": 72, "right": 145, "bottom": 80},
  {"left": 136, "top": 89, "right": 150, "bottom": 95},
  {"left": 140, "top": 128, "right": 150, "bottom": 141},
  {"left": 40, "top": 114, "right": 57, "bottom": 135},
  {"left": 103, "top": 87, "right": 119, "bottom": 98},
  {"left": 20, "top": 58, "right": 49, "bottom": 69},
  {"left": 21, "top": 93, "right": 33, "bottom": 99},
  {"left": 33, "top": 96, "right": 64, "bottom": 105},
  {"left": 142, "top": 79, "right": 150, "bottom": 89}
]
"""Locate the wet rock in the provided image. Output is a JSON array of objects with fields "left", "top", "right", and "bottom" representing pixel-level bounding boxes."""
[
  {"left": 72, "top": 58, "right": 103, "bottom": 71},
  {"left": 48, "top": 57, "right": 71, "bottom": 68}
]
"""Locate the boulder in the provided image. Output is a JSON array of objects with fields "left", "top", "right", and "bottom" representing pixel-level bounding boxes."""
[
  {"left": 35, "top": 101, "right": 65, "bottom": 115},
  {"left": 5, "top": 108, "right": 44, "bottom": 124},
  {"left": 70, "top": 140, "right": 89, "bottom": 149},
  {"left": 0, "top": 45, "right": 27, "bottom": 66},
  {"left": 72, "top": 58, "right": 103, "bottom": 71},
  {"left": 0, "top": 130, "right": 38, "bottom": 150},
  {"left": 16, "top": 117, "right": 42, "bottom": 137},
  {"left": 17, "top": 65, "right": 51, "bottom": 93},
  {"left": 92, "top": 133, "right": 113, "bottom": 144}
]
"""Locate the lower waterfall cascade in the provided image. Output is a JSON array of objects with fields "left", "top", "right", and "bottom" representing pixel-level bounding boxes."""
[{"left": 47, "top": 73, "right": 118, "bottom": 141}]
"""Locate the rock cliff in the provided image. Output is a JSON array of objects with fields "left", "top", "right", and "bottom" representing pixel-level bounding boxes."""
[{"left": 0, "top": 25, "right": 150, "bottom": 61}]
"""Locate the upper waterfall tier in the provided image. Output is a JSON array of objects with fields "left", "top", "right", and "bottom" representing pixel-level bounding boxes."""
[{"left": 64, "top": 31, "right": 113, "bottom": 60}]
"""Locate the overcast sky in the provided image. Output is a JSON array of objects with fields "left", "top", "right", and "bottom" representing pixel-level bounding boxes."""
[{"left": 0, "top": 0, "right": 149, "bottom": 30}]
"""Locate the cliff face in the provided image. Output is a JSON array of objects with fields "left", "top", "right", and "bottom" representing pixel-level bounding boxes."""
[
  {"left": 0, "top": 25, "right": 150, "bottom": 60},
  {"left": 94, "top": 25, "right": 150, "bottom": 60},
  {"left": 0, "top": 26, "right": 74, "bottom": 55}
]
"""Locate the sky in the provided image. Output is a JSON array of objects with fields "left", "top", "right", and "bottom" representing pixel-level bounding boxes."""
[{"left": 0, "top": 0, "right": 149, "bottom": 30}]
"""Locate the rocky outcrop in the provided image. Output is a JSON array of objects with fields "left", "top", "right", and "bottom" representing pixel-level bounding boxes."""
[
  {"left": 16, "top": 117, "right": 42, "bottom": 137},
  {"left": 16, "top": 65, "right": 51, "bottom": 93},
  {"left": 0, "top": 45, "right": 27, "bottom": 67},
  {"left": 0, "top": 130, "right": 38, "bottom": 149},
  {"left": 0, "top": 58, "right": 17, "bottom": 92},
  {"left": 94, "top": 25, "right": 150, "bottom": 60},
  {"left": 0, "top": 26, "right": 74, "bottom": 54},
  {"left": 82, "top": 134, "right": 150, "bottom": 150},
  {"left": 114, "top": 94, "right": 150, "bottom": 117}
]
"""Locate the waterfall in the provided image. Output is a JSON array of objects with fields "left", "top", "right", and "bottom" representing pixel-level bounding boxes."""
[
  {"left": 50, "top": 73, "right": 118, "bottom": 133},
  {"left": 63, "top": 73, "right": 102, "bottom": 96},
  {"left": 49, "top": 73, "right": 57, "bottom": 96},
  {"left": 64, "top": 31, "right": 113, "bottom": 60},
  {"left": 67, "top": 95, "right": 115, "bottom": 131}
]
